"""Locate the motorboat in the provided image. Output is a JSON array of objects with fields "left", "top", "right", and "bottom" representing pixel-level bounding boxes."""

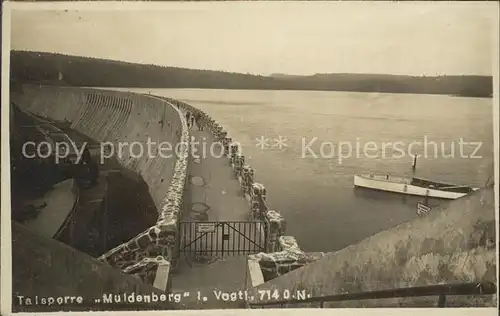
[
  {"left": 353, "top": 174, "right": 477, "bottom": 199},
  {"left": 353, "top": 156, "right": 478, "bottom": 200}
]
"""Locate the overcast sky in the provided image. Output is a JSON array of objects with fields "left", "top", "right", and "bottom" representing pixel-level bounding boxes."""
[{"left": 9, "top": 1, "right": 497, "bottom": 76}]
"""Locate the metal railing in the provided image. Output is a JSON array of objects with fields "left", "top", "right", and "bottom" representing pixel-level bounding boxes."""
[{"left": 248, "top": 282, "right": 496, "bottom": 308}]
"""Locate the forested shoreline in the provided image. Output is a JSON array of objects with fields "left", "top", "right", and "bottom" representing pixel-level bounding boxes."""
[{"left": 10, "top": 51, "right": 493, "bottom": 98}]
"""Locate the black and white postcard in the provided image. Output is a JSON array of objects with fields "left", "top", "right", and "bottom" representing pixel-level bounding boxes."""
[{"left": 1, "top": 1, "right": 498, "bottom": 314}]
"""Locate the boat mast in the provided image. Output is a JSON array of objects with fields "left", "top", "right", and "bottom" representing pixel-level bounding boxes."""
[
  {"left": 424, "top": 190, "right": 429, "bottom": 206},
  {"left": 411, "top": 155, "right": 417, "bottom": 179}
]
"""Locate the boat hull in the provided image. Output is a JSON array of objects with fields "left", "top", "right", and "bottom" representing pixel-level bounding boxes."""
[{"left": 353, "top": 175, "right": 473, "bottom": 200}]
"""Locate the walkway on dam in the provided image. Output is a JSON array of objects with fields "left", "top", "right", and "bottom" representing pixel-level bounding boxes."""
[
  {"left": 170, "top": 115, "right": 254, "bottom": 309},
  {"left": 182, "top": 126, "right": 250, "bottom": 222}
]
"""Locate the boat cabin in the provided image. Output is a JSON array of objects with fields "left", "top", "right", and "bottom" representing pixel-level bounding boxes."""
[{"left": 410, "top": 177, "right": 474, "bottom": 194}]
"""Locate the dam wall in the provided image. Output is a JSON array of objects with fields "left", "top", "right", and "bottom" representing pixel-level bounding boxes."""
[
  {"left": 14, "top": 86, "right": 496, "bottom": 308},
  {"left": 16, "top": 86, "right": 184, "bottom": 208},
  {"left": 15, "top": 86, "right": 320, "bottom": 284},
  {"left": 246, "top": 185, "right": 497, "bottom": 307},
  {"left": 14, "top": 85, "right": 189, "bottom": 284}
]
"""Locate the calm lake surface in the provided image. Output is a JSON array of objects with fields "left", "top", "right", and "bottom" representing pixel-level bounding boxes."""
[{"left": 124, "top": 88, "right": 494, "bottom": 252}]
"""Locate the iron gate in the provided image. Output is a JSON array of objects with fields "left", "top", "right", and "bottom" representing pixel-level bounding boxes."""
[{"left": 178, "top": 221, "right": 267, "bottom": 257}]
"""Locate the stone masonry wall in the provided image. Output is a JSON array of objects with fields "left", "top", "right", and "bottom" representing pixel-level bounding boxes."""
[{"left": 163, "top": 98, "right": 322, "bottom": 279}]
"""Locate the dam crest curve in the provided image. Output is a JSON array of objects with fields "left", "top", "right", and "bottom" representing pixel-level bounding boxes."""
[{"left": 12, "top": 86, "right": 497, "bottom": 308}]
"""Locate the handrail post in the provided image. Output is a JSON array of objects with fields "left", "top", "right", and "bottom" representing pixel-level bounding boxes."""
[
  {"left": 438, "top": 294, "right": 446, "bottom": 307},
  {"left": 221, "top": 223, "right": 225, "bottom": 258}
]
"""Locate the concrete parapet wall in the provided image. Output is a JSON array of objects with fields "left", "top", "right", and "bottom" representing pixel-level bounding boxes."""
[
  {"left": 246, "top": 185, "right": 496, "bottom": 307},
  {"left": 14, "top": 86, "right": 189, "bottom": 289},
  {"left": 246, "top": 259, "right": 265, "bottom": 289}
]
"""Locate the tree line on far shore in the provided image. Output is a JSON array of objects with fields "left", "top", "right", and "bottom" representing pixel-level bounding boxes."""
[{"left": 10, "top": 50, "right": 493, "bottom": 98}]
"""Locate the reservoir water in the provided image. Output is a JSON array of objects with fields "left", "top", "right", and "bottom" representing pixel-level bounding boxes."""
[{"left": 123, "top": 88, "right": 494, "bottom": 253}]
